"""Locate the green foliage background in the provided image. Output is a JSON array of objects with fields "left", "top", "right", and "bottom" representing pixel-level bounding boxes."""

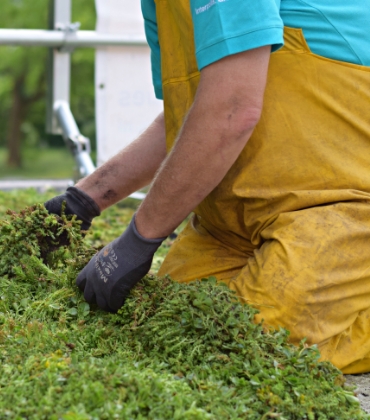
[{"left": 0, "top": 0, "right": 96, "bottom": 164}]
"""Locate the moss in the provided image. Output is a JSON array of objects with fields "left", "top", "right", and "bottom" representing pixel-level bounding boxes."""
[{"left": 0, "top": 196, "right": 368, "bottom": 419}]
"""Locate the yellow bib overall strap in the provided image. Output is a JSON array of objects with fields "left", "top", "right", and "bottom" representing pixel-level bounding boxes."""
[
  {"left": 155, "top": 0, "right": 200, "bottom": 152},
  {"left": 156, "top": 0, "right": 370, "bottom": 374}
]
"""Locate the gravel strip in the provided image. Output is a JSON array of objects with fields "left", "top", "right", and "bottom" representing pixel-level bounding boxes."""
[{"left": 346, "top": 374, "right": 370, "bottom": 413}]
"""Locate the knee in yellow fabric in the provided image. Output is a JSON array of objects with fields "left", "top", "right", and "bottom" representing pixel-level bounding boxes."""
[{"left": 159, "top": 215, "right": 248, "bottom": 284}]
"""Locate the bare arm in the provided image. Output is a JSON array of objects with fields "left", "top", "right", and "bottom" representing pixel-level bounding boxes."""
[
  {"left": 135, "top": 46, "right": 271, "bottom": 238},
  {"left": 76, "top": 111, "right": 167, "bottom": 211},
  {"left": 74, "top": 46, "right": 271, "bottom": 312}
]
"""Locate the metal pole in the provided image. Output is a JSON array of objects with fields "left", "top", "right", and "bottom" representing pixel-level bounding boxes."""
[
  {"left": 54, "top": 101, "right": 147, "bottom": 199},
  {"left": 0, "top": 29, "right": 146, "bottom": 47},
  {"left": 54, "top": 100, "right": 96, "bottom": 178}
]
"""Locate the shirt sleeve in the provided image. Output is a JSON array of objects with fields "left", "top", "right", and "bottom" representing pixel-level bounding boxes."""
[
  {"left": 190, "top": 0, "right": 284, "bottom": 70},
  {"left": 141, "top": 0, "right": 163, "bottom": 99}
]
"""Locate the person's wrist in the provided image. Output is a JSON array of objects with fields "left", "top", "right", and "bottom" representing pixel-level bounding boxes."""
[
  {"left": 134, "top": 209, "right": 172, "bottom": 240},
  {"left": 131, "top": 214, "right": 167, "bottom": 244},
  {"left": 53, "top": 187, "right": 101, "bottom": 231},
  {"left": 114, "top": 215, "right": 166, "bottom": 266},
  {"left": 66, "top": 187, "right": 101, "bottom": 218}
]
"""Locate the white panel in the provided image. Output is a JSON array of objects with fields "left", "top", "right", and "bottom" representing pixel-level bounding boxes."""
[{"left": 95, "top": 0, "right": 163, "bottom": 166}]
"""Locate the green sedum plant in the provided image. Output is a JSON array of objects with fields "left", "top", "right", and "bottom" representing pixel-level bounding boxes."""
[
  {"left": 0, "top": 203, "right": 95, "bottom": 276},
  {"left": 0, "top": 190, "right": 368, "bottom": 419}
]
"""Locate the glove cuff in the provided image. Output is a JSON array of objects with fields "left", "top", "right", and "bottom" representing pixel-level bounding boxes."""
[
  {"left": 66, "top": 187, "right": 101, "bottom": 218},
  {"left": 115, "top": 215, "right": 166, "bottom": 265},
  {"left": 131, "top": 214, "right": 167, "bottom": 244}
]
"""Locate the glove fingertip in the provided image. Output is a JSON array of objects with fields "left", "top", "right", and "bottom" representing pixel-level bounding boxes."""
[
  {"left": 109, "top": 289, "right": 128, "bottom": 313},
  {"left": 96, "top": 295, "right": 113, "bottom": 312},
  {"left": 76, "top": 266, "right": 88, "bottom": 290},
  {"left": 84, "top": 281, "right": 97, "bottom": 304}
]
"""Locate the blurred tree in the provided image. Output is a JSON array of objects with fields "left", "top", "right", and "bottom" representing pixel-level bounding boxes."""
[{"left": 0, "top": 0, "right": 96, "bottom": 168}]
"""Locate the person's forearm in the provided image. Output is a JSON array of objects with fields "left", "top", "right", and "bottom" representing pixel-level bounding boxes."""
[
  {"left": 136, "top": 105, "right": 256, "bottom": 238},
  {"left": 135, "top": 46, "right": 270, "bottom": 239},
  {"left": 76, "top": 111, "right": 167, "bottom": 211}
]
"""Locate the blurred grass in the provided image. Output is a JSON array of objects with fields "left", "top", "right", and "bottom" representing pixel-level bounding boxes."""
[{"left": 0, "top": 147, "right": 83, "bottom": 179}]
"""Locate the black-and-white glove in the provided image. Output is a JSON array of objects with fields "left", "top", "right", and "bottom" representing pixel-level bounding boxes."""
[{"left": 76, "top": 216, "right": 166, "bottom": 312}]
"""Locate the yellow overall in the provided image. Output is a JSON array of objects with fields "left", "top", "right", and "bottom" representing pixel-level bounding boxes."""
[{"left": 155, "top": 0, "right": 370, "bottom": 373}]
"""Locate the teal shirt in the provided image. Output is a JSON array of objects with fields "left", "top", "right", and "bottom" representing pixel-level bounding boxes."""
[{"left": 141, "top": 0, "right": 370, "bottom": 99}]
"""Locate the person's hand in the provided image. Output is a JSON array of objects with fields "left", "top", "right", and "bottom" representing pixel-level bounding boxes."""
[
  {"left": 76, "top": 216, "right": 166, "bottom": 312},
  {"left": 44, "top": 186, "right": 100, "bottom": 231}
]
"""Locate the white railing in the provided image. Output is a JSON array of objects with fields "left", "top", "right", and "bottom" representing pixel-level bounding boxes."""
[
  {"left": 0, "top": 0, "right": 148, "bottom": 200},
  {"left": 0, "top": 29, "right": 146, "bottom": 48}
]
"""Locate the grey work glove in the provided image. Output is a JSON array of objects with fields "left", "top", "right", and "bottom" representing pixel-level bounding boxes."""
[
  {"left": 76, "top": 216, "right": 166, "bottom": 312},
  {"left": 44, "top": 186, "right": 101, "bottom": 231}
]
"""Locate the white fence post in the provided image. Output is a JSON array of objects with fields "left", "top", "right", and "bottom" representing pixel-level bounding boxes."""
[{"left": 46, "top": 0, "right": 72, "bottom": 135}]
